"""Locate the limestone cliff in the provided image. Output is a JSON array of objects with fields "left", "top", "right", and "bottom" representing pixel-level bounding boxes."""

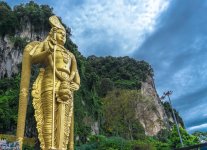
[
  {"left": 0, "top": 20, "right": 47, "bottom": 78},
  {"left": 140, "top": 76, "right": 169, "bottom": 135},
  {"left": 0, "top": 35, "right": 22, "bottom": 78}
]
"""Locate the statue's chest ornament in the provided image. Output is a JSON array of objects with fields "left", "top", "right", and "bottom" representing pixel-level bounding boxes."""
[
  {"left": 62, "top": 51, "right": 70, "bottom": 64},
  {"left": 57, "top": 45, "right": 70, "bottom": 64}
]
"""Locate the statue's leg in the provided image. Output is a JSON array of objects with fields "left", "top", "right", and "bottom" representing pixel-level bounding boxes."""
[
  {"left": 41, "top": 90, "right": 53, "bottom": 149},
  {"left": 56, "top": 103, "right": 66, "bottom": 149},
  {"left": 56, "top": 102, "right": 72, "bottom": 149}
]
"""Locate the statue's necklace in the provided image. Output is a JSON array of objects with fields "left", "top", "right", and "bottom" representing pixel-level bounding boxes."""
[{"left": 58, "top": 44, "right": 70, "bottom": 63}]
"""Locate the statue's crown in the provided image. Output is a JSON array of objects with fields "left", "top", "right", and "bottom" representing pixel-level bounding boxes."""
[{"left": 49, "top": 16, "right": 65, "bottom": 32}]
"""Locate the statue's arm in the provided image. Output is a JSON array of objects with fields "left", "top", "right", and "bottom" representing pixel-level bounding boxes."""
[
  {"left": 70, "top": 71, "right": 80, "bottom": 91},
  {"left": 74, "top": 70, "right": 80, "bottom": 85},
  {"left": 69, "top": 53, "right": 80, "bottom": 91},
  {"left": 31, "top": 41, "right": 51, "bottom": 64},
  {"left": 69, "top": 53, "right": 78, "bottom": 81}
]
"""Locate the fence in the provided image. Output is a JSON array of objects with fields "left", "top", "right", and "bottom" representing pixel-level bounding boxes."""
[{"left": 175, "top": 143, "right": 207, "bottom": 150}]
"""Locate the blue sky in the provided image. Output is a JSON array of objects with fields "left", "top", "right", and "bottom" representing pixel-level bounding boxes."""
[{"left": 6, "top": 0, "right": 207, "bottom": 133}]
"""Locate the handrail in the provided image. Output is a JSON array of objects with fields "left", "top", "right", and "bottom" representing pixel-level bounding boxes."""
[{"left": 175, "top": 142, "right": 207, "bottom": 150}]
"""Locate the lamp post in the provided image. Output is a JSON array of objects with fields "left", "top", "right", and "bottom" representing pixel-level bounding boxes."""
[{"left": 161, "top": 91, "right": 184, "bottom": 147}]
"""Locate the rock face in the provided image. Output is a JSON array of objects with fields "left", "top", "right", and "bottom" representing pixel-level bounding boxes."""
[
  {"left": 0, "top": 21, "right": 47, "bottom": 79},
  {"left": 0, "top": 35, "right": 22, "bottom": 78},
  {"left": 139, "top": 76, "right": 169, "bottom": 136}
]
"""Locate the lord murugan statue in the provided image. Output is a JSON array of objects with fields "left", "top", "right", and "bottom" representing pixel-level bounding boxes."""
[{"left": 16, "top": 16, "right": 80, "bottom": 150}]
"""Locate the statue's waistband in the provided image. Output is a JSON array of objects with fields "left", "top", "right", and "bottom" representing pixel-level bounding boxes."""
[
  {"left": 43, "top": 67, "right": 71, "bottom": 82},
  {"left": 44, "top": 67, "right": 70, "bottom": 74}
]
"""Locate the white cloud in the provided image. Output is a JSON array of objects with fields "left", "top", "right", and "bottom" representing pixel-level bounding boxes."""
[
  {"left": 173, "top": 67, "right": 194, "bottom": 88},
  {"left": 157, "top": 66, "right": 195, "bottom": 100},
  {"left": 157, "top": 59, "right": 207, "bottom": 101},
  {"left": 53, "top": 0, "right": 171, "bottom": 56},
  {"left": 187, "top": 123, "right": 207, "bottom": 132},
  {"left": 183, "top": 104, "right": 207, "bottom": 121}
]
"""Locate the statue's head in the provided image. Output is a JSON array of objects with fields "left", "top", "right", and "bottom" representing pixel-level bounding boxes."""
[
  {"left": 49, "top": 16, "right": 66, "bottom": 45},
  {"left": 56, "top": 28, "right": 66, "bottom": 45}
]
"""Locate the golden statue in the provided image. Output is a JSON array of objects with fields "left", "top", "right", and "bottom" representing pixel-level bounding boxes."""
[{"left": 16, "top": 16, "right": 80, "bottom": 150}]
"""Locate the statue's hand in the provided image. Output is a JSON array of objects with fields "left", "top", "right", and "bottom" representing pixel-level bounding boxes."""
[
  {"left": 70, "top": 82, "right": 80, "bottom": 91},
  {"left": 59, "top": 81, "right": 72, "bottom": 101},
  {"left": 47, "top": 27, "right": 58, "bottom": 52},
  {"left": 48, "top": 38, "right": 57, "bottom": 52}
]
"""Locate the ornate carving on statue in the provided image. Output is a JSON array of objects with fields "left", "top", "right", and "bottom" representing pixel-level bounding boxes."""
[
  {"left": 20, "top": 88, "right": 28, "bottom": 97},
  {"left": 16, "top": 16, "right": 80, "bottom": 150}
]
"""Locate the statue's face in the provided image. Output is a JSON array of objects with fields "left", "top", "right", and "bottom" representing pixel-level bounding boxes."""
[{"left": 56, "top": 29, "right": 66, "bottom": 45}]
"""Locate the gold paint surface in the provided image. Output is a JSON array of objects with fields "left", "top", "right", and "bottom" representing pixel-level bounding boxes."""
[{"left": 16, "top": 16, "right": 80, "bottom": 150}]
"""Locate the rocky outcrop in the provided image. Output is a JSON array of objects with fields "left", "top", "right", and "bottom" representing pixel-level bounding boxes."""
[
  {"left": 0, "top": 35, "right": 22, "bottom": 78},
  {"left": 0, "top": 20, "right": 47, "bottom": 79},
  {"left": 139, "top": 76, "right": 169, "bottom": 136}
]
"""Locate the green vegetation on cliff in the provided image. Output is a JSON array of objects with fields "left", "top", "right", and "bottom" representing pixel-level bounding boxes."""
[
  {"left": 162, "top": 101, "right": 185, "bottom": 128},
  {"left": 102, "top": 90, "right": 146, "bottom": 140},
  {"left": 0, "top": 2, "right": 19, "bottom": 36},
  {"left": 0, "top": 1, "right": 53, "bottom": 36},
  {"left": 0, "top": 76, "right": 20, "bottom": 133}
]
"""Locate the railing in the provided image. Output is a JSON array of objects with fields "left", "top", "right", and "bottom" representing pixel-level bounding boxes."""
[{"left": 175, "top": 143, "right": 207, "bottom": 150}]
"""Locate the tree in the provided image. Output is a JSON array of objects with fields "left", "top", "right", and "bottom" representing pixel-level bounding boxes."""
[
  {"left": 162, "top": 101, "right": 185, "bottom": 128},
  {"left": 0, "top": 75, "right": 20, "bottom": 133},
  {"left": 13, "top": 1, "right": 53, "bottom": 33},
  {"left": 102, "top": 90, "right": 145, "bottom": 140},
  {"left": 192, "top": 131, "right": 207, "bottom": 143},
  {"left": 98, "top": 78, "right": 114, "bottom": 97},
  {"left": 0, "top": 2, "right": 19, "bottom": 36},
  {"left": 169, "top": 125, "right": 199, "bottom": 148}
]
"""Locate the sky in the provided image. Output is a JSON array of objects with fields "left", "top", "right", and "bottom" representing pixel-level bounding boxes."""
[{"left": 5, "top": 0, "right": 207, "bottom": 133}]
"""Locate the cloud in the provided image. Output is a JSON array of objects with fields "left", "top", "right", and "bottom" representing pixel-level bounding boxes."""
[
  {"left": 53, "top": 0, "right": 171, "bottom": 56},
  {"left": 180, "top": 102, "right": 207, "bottom": 127},
  {"left": 187, "top": 123, "right": 207, "bottom": 133}
]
